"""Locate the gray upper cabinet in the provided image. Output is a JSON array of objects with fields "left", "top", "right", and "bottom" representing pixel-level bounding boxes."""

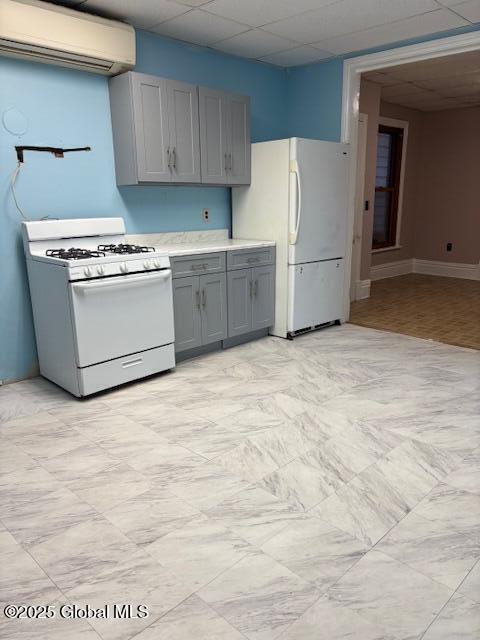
[
  {"left": 199, "top": 87, "right": 250, "bottom": 185},
  {"left": 227, "top": 94, "right": 251, "bottom": 185},
  {"left": 109, "top": 72, "right": 200, "bottom": 185},
  {"left": 198, "top": 87, "right": 228, "bottom": 185},
  {"left": 167, "top": 80, "right": 201, "bottom": 183},
  {"left": 199, "top": 272, "right": 227, "bottom": 345}
]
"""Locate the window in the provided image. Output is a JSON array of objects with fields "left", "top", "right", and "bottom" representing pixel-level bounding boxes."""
[{"left": 372, "top": 124, "right": 403, "bottom": 250}]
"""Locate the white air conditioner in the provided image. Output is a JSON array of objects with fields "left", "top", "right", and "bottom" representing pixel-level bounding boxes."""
[{"left": 0, "top": 0, "right": 135, "bottom": 75}]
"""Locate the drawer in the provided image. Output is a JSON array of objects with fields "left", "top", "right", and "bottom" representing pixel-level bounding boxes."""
[
  {"left": 171, "top": 252, "right": 226, "bottom": 278},
  {"left": 227, "top": 247, "right": 275, "bottom": 271},
  {"left": 78, "top": 343, "right": 175, "bottom": 396}
]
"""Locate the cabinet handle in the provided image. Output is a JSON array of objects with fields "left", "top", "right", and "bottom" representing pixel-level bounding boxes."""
[
  {"left": 249, "top": 280, "right": 253, "bottom": 299},
  {"left": 195, "top": 290, "right": 201, "bottom": 310},
  {"left": 229, "top": 152, "right": 233, "bottom": 172},
  {"left": 167, "top": 146, "right": 171, "bottom": 168},
  {"left": 202, "top": 288, "right": 206, "bottom": 309},
  {"left": 254, "top": 279, "right": 258, "bottom": 298},
  {"left": 246, "top": 256, "right": 261, "bottom": 264},
  {"left": 191, "top": 264, "right": 203, "bottom": 271},
  {"left": 224, "top": 152, "right": 228, "bottom": 172},
  {"left": 172, "top": 147, "right": 176, "bottom": 169}
]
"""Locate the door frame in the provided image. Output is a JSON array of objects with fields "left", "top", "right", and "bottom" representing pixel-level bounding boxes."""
[
  {"left": 350, "top": 112, "right": 368, "bottom": 302},
  {"left": 341, "top": 30, "right": 480, "bottom": 320}
]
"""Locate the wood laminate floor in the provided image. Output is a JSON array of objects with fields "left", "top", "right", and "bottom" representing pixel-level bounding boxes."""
[{"left": 350, "top": 273, "right": 480, "bottom": 350}]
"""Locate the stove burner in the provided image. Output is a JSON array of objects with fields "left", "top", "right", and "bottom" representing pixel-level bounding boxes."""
[
  {"left": 46, "top": 248, "right": 106, "bottom": 260},
  {"left": 98, "top": 243, "right": 156, "bottom": 255}
]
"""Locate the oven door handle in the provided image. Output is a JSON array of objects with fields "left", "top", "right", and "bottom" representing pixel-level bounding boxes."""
[{"left": 71, "top": 271, "right": 171, "bottom": 294}]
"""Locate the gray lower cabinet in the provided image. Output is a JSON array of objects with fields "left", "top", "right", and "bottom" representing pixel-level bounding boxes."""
[
  {"left": 172, "top": 276, "right": 202, "bottom": 352},
  {"left": 227, "top": 265, "right": 274, "bottom": 338},
  {"left": 227, "top": 269, "right": 252, "bottom": 337},
  {"left": 172, "top": 271, "right": 227, "bottom": 353},
  {"left": 200, "top": 272, "right": 227, "bottom": 345}
]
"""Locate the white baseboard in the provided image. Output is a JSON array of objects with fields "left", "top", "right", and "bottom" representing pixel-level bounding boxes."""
[
  {"left": 370, "top": 259, "right": 413, "bottom": 281},
  {"left": 413, "top": 259, "right": 480, "bottom": 281},
  {"left": 369, "top": 258, "right": 480, "bottom": 281},
  {"left": 353, "top": 279, "right": 371, "bottom": 299}
]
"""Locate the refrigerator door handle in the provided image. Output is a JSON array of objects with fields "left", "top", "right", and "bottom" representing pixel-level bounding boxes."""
[{"left": 289, "top": 160, "right": 302, "bottom": 245}]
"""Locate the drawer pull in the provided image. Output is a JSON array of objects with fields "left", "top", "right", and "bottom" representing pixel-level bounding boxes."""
[
  {"left": 191, "top": 263, "right": 209, "bottom": 271},
  {"left": 246, "top": 256, "right": 261, "bottom": 263},
  {"left": 122, "top": 357, "right": 142, "bottom": 369}
]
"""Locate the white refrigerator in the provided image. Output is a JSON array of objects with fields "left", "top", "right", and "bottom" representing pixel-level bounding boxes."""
[{"left": 232, "top": 137, "right": 349, "bottom": 338}]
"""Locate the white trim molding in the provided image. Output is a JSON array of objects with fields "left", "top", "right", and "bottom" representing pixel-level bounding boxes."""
[
  {"left": 414, "top": 259, "right": 480, "bottom": 281},
  {"left": 370, "top": 259, "right": 413, "bottom": 280},
  {"left": 342, "top": 30, "right": 480, "bottom": 320},
  {"left": 370, "top": 258, "right": 480, "bottom": 281},
  {"left": 354, "top": 279, "right": 371, "bottom": 299}
]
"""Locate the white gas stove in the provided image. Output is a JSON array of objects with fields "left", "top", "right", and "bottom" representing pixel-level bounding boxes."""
[{"left": 23, "top": 217, "right": 175, "bottom": 397}]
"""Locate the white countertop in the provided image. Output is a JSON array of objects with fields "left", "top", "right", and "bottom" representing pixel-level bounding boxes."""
[{"left": 152, "top": 238, "right": 275, "bottom": 257}]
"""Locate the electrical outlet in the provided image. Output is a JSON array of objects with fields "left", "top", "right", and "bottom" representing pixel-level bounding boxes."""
[
  {"left": 446, "top": 242, "right": 452, "bottom": 252},
  {"left": 202, "top": 209, "right": 210, "bottom": 222}
]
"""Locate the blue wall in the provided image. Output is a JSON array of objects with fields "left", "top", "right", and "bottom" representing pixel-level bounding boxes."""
[
  {"left": 2, "top": 24, "right": 479, "bottom": 381},
  {"left": 0, "top": 31, "right": 288, "bottom": 382}
]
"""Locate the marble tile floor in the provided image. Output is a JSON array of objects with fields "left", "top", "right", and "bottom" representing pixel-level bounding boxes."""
[{"left": 1, "top": 325, "right": 479, "bottom": 640}]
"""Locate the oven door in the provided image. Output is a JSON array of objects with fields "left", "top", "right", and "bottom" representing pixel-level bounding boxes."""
[{"left": 69, "top": 271, "right": 174, "bottom": 367}]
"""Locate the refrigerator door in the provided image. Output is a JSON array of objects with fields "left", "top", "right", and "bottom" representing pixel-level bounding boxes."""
[
  {"left": 289, "top": 138, "right": 349, "bottom": 265},
  {"left": 287, "top": 259, "right": 344, "bottom": 334}
]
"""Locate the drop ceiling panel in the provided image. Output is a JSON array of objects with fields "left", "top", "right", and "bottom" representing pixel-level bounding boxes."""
[
  {"left": 151, "top": 9, "right": 248, "bottom": 46},
  {"left": 214, "top": 29, "right": 297, "bottom": 58},
  {"left": 204, "top": 0, "right": 334, "bottom": 28},
  {"left": 263, "top": 0, "right": 439, "bottom": 44},
  {"left": 260, "top": 45, "right": 332, "bottom": 67},
  {"left": 381, "top": 83, "right": 433, "bottom": 98},
  {"left": 81, "top": 0, "right": 188, "bottom": 28},
  {"left": 368, "top": 49, "right": 480, "bottom": 111},
  {"left": 452, "top": 0, "right": 480, "bottom": 22},
  {"left": 314, "top": 9, "right": 469, "bottom": 55}
]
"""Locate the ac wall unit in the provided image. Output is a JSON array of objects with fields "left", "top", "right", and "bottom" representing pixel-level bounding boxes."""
[{"left": 0, "top": 0, "right": 135, "bottom": 75}]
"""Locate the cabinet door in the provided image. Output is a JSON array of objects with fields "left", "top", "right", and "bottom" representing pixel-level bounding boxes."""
[
  {"left": 252, "top": 265, "right": 275, "bottom": 331},
  {"left": 198, "top": 87, "right": 228, "bottom": 184},
  {"left": 172, "top": 276, "right": 202, "bottom": 352},
  {"left": 199, "top": 272, "right": 227, "bottom": 345},
  {"left": 226, "top": 94, "right": 251, "bottom": 185},
  {"left": 167, "top": 80, "right": 201, "bottom": 183},
  {"left": 227, "top": 268, "right": 252, "bottom": 337},
  {"left": 131, "top": 73, "right": 171, "bottom": 182}
]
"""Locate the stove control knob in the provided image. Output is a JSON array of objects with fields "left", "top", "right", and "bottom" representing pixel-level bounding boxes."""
[
  {"left": 143, "top": 260, "right": 151, "bottom": 270},
  {"left": 96, "top": 265, "right": 105, "bottom": 276},
  {"left": 153, "top": 259, "right": 161, "bottom": 269},
  {"left": 83, "top": 267, "right": 92, "bottom": 278},
  {"left": 120, "top": 262, "right": 129, "bottom": 274}
]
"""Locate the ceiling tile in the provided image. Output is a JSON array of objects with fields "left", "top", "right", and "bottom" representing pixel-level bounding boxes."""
[
  {"left": 263, "top": 0, "right": 439, "bottom": 44},
  {"left": 437, "top": 83, "right": 480, "bottom": 97},
  {"left": 363, "top": 71, "right": 401, "bottom": 85},
  {"left": 260, "top": 45, "right": 332, "bottom": 67},
  {"left": 214, "top": 29, "right": 297, "bottom": 58},
  {"left": 314, "top": 9, "right": 469, "bottom": 55},
  {"left": 381, "top": 82, "right": 433, "bottom": 98},
  {"left": 451, "top": 0, "right": 480, "bottom": 22},
  {"left": 81, "top": 0, "right": 188, "bottom": 28},
  {"left": 151, "top": 9, "right": 248, "bottom": 45},
  {"left": 204, "top": 0, "right": 334, "bottom": 29},
  {"left": 416, "top": 71, "right": 480, "bottom": 89}
]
